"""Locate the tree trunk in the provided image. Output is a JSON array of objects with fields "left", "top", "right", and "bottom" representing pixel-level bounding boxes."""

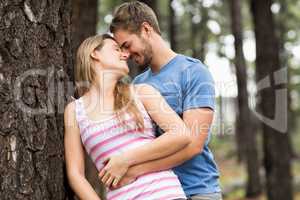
[
  {"left": 277, "top": 0, "right": 296, "bottom": 159},
  {"left": 138, "top": 0, "right": 157, "bottom": 14},
  {"left": 197, "top": 2, "right": 209, "bottom": 61},
  {"left": 229, "top": 0, "right": 262, "bottom": 197},
  {"left": 188, "top": 0, "right": 208, "bottom": 61},
  {"left": 71, "top": 1, "right": 106, "bottom": 199},
  {"left": 169, "top": 0, "right": 177, "bottom": 51},
  {"left": 188, "top": 0, "right": 197, "bottom": 58},
  {"left": 0, "top": 0, "right": 73, "bottom": 199},
  {"left": 71, "top": 0, "right": 98, "bottom": 83},
  {"left": 250, "top": 0, "right": 293, "bottom": 199}
]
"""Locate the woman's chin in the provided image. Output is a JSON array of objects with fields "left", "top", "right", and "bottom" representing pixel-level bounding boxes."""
[
  {"left": 120, "top": 66, "right": 129, "bottom": 75},
  {"left": 124, "top": 68, "right": 129, "bottom": 75},
  {"left": 117, "top": 69, "right": 129, "bottom": 79}
]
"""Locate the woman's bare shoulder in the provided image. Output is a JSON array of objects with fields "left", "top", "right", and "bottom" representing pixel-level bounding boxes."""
[
  {"left": 64, "top": 100, "right": 77, "bottom": 127},
  {"left": 65, "top": 100, "right": 76, "bottom": 114}
]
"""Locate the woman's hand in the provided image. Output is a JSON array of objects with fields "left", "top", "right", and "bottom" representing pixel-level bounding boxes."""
[{"left": 98, "top": 154, "right": 130, "bottom": 188}]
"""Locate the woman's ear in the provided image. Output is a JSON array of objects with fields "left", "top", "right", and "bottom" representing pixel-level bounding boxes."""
[{"left": 91, "top": 50, "right": 100, "bottom": 61}]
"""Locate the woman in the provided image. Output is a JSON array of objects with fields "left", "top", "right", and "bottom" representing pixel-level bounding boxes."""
[{"left": 64, "top": 34, "right": 190, "bottom": 200}]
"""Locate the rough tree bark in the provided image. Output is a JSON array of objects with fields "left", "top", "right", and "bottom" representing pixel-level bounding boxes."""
[
  {"left": 71, "top": 0, "right": 98, "bottom": 83},
  {"left": 250, "top": 0, "right": 293, "bottom": 199},
  {"left": 229, "top": 0, "right": 261, "bottom": 197},
  {"left": 71, "top": 0, "right": 106, "bottom": 199},
  {"left": 0, "top": 0, "right": 73, "bottom": 199}
]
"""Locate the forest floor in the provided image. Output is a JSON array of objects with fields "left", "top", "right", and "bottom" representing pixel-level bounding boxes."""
[
  {"left": 216, "top": 156, "right": 300, "bottom": 200},
  {"left": 211, "top": 128, "right": 300, "bottom": 200}
]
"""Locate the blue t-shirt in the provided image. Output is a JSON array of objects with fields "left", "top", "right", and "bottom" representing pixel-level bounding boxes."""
[{"left": 133, "top": 54, "right": 221, "bottom": 196}]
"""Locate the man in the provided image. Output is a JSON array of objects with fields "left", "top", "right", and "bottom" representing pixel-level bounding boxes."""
[{"left": 103, "top": 1, "right": 222, "bottom": 200}]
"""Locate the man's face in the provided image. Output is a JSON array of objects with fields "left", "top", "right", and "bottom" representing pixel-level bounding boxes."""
[{"left": 113, "top": 29, "right": 153, "bottom": 69}]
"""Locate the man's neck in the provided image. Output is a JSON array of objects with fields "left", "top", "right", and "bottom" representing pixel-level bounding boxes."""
[{"left": 150, "top": 37, "right": 177, "bottom": 73}]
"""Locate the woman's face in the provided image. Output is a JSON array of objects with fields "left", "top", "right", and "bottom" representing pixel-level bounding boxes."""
[{"left": 92, "top": 38, "right": 129, "bottom": 76}]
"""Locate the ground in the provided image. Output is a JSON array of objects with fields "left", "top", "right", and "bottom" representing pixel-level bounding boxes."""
[{"left": 210, "top": 127, "right": 300, "bottom": 200}]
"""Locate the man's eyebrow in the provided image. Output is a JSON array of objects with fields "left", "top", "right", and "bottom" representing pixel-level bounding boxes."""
[{"left": 120, "top": 41, "right": 128, "bottom": 49}]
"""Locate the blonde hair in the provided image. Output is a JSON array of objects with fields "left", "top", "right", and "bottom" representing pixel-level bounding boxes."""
[
  {"left": 110, "top": 1, "right": 161, "bottom": 35},
  {"left": 75, "top": 34, "right": 144, "bottom": 129}
]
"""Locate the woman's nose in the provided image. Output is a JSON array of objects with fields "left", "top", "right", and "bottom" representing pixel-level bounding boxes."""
[{"left": 120, "top": 50, "right": 130, "bottom": 60}]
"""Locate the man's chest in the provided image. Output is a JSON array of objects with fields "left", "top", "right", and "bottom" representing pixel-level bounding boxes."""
[{"left": 146, "top": 76, "right": 184, "bottom": 114}]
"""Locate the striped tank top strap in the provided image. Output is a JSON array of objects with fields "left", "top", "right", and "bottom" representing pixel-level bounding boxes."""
[
  {"left": 131, "top": 87, "right": 147, "bottom": 114},
  {"left": 135, "top": 97, "right": 151, "bottom": 119},
  {"left": 74, "top": 97, "right": 87, "bottom": 125}
]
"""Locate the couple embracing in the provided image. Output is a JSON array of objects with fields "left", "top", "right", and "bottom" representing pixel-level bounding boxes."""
[{"left": 64, "top": 1, "right": 222, "bottom": 200}]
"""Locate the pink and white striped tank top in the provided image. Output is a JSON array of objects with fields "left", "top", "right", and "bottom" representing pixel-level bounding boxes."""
[{"left": 74, "top": 96, "right": 186, "bottom": 200}]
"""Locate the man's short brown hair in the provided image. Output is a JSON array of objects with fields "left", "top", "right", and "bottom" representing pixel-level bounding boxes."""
[{"left": 109, "top": 1, "right": 161, "bottom": 35}]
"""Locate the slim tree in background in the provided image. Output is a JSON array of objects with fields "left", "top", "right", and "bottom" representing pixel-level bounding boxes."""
[
  {"left": 0, "top": 0, "right": 72, "bottom": 199},
  {"left": 189, "top": 0, "right": 209, "bottom": 61},
  {"left": 71, "top": 0, "right": 98, "bottom": 82},
  {"left": 169, "top": 0, "right": 177, "bottom": 51},
  {"left": 229, "top": 0, "right": 261, "bottom": 197},
  {"left": 71, "top": 0, "right": 106, "bottom": 199},
  {"left": 138, "top": 0, "right": 158, "bottom": 14},
  {"left": 277, "top": 0, "right": 295, "bottom": 159},
  {"left": 250, "top": 0, "right": 293, "bottom": 199},
  {"left": 197, "top": 3, "right": 209, "bottom": 61}
]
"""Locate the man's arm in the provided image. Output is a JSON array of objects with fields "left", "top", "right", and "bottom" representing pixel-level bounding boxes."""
[
  {"left": 98, "top": 84, "right": 192, "bottom": 187},
  {"left": 117, "top": 107, "right": 213, "bottom": 185},
  {"left": 113, "top": 63, "right": 216, "bottom": 188}
]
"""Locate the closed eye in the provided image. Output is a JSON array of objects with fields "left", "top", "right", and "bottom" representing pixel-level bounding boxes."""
[
  {"left": 121, "top": 42, "right": 130, "bottom": 50},
  {"left": 113, "top": 44, "right": 121, "bottom": 52}
]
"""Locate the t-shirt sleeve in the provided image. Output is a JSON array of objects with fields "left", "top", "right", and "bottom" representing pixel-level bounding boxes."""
[
  {"left": 182, "top": 62, "right": 215, "bottom": 112},
  {"left": 133, "top": 75, "right": 140, "bottom": 84}
]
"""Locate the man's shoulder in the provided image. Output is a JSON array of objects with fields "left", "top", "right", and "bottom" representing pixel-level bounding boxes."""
[
  {"left": 133, "top": 68, "right": 151, "bottom": 84},
  {"left": 179, "top": 55, "right": 211, "bottom": 78},
  {"left": 175, "top": 55, "right": 206, "bottom": 71}
]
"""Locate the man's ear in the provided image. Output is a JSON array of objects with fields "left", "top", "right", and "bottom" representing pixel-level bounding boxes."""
[{"left": 141, "top": 22, "right": 153, "bottom": 37}]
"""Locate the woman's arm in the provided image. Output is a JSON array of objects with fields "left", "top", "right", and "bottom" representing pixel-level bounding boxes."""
[
  {"left": 100, "top": 84, "right": 191, "bottom": 187},
  {"left": 64, "top": 102, "right": 101, "bottom": 200}
]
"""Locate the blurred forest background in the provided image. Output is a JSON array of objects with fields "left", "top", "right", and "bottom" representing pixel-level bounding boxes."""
[{"left": 0, "top": 0, "right": 300, "bottom": 200}]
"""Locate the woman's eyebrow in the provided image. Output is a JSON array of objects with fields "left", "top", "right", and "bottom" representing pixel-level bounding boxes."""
[{"left": 113, "top": 44, "right": 121, "bottom": 48}]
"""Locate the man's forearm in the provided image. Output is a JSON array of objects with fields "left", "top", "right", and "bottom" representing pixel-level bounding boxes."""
[
  {"left": 124, "top": 132, "right": 190, "bottom": 166},
  {"left": 132, "top": 143, "right": 197, "bottom": 176}
]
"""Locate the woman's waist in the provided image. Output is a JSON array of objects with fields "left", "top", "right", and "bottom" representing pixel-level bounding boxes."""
[
  {"left": 90, "top": 137, "right": 156, "bottom": 170},
  {"left": 106, "top": 170, "right": 185, "bottom": 199}
]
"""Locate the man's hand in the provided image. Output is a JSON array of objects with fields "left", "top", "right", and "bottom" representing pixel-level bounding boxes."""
[
  {"left": 98, "top": 154, "right": 130, "bottom": 188},
  {"left": 111, "top": 172, "right": 136, "bottom": 189},
  {"left": 107, "top": 165, "right": 141, "bottom": 190}
]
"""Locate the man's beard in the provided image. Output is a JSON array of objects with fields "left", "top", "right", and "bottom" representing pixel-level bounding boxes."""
[{"left": 137, "top": 40, "right": 153, "bottom": 71}]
